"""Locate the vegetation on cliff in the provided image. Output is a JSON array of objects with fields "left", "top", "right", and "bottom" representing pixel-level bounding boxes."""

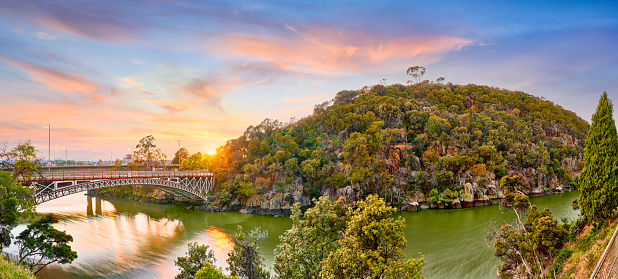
[{"left": 209, "top": 79, "right": 588, "bottom": 208}]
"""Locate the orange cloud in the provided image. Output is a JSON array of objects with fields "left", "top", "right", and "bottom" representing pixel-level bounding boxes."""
[
  {"left": 120, "top": 77, "right": 144, "bottom": 89},
  {"left": 208, "top": 26, "right": 473, "bottom": 75},
  {"left": 0, "top": 57, "right": 98, "bottom": 94},
  {"left": 140, "top": 99, "right": 189, "bottom": 113}
]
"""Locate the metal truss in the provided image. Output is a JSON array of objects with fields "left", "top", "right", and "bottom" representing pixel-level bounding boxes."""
[{"left": 30, "top": 177, "right": 212, "bottom": 204}]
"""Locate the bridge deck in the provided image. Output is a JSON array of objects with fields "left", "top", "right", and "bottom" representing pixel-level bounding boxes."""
[{"left": 17, "top": 170, "right": 213, "bottom": 182}]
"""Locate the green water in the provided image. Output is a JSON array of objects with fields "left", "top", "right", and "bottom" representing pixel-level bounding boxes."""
[{"left": 14, "top": 191, "right": 579, "bottom": 278}]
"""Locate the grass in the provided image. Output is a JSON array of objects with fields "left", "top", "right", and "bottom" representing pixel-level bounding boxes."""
[
  {"left": 0, "top": 256, "right": 35, "bottom": 279},
  {"left": 556, "top": 220, "right": 618, "bottom": 278}
]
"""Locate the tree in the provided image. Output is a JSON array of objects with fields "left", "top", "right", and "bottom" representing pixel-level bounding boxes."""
[
  {"left": 274, "top": 197, "right": 348, "bottom": 279},
  {"left": 173, "top": 148, "right": 189, "bottom": 165},
  {"left": 333, "top": 90, "right": 358, "bottom": 105},
  {"left": 227, "top": 226, "right": 270, "bottom": 279},
  {"left": 182, "top": 152, "right": 203, "bottom": 170},
  {"left": 0, "top": 141, "right": 39, "bottom": 251},
  {"left": 15, "top": 214, "right": 77, "bottom": 274},
  {"left": 321, "top": 195, "right": 425, "bottom": 279},
  {"left": 201, "top": 154, "right": 213, "bottom": 170},
  {"left": 406, "top": 66, "right": 426, "bottom": 84},
  {"left": 0, "top": 172, "right": 35, "bottom": 251},
  {"left": 579, "top": 92, "right": 618, "bottom": 224},
  {"left": 111, "top": 159, "right": 123, "bottom": 171},
  {"left": 133, "top": 135, "right": 166, "bottom": 170},
  {"left": 489, "top": 200, "right": 568, "bottom": 278},
  {"left": 175, "top": 242, "right": 216, "bottom": 279},
  {"left": 235, "top": 181, "right": 256, "bottom": 204},
  {"left": 196, "top": 262, "right": 234, "bottom": 279},
  {"left": 0, "top": 140, "right": 41, "bottom": 182}
]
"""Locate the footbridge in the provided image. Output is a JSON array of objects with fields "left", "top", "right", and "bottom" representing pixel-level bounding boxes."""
[{"left": 16, "top": 170, "right": 214, "bottom": 204}]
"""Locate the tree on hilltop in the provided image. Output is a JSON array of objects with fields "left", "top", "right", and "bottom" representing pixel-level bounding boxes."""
[
  {"left": 579, "top": 92, "right": 618, "bottom": 224},
  {"left": 407, "top": 66, "right": 426, "bottom": 84}
]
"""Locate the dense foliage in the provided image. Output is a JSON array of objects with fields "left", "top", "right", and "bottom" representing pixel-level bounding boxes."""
[
  {"left": 0, "top": 141, "right": 38, "bottom": 250},
  {"left": 227, "top": 226, "right": 270, "bottom": 279},
  {"left": 195, "top": 262, "right": 234, "bottom": 279},
  {"left": 579, "top": 92, "right": 618, "bottom": 224},
  {"left": 274, "top": 197, "right": 348, "bottom": 278},
  {"left": 176, "top": 195, "right": 424, "bottom": 279},
  {"left": 174, "top": 242, "right": 216, "bottom": 279},
  {"left": 321, "top": 195, "right": 425, "bottom": 279},
  {"left": 0, "top": 172, "right": 34, "bottom": 250},
  {"left": 0, "top": 255, "right": 35, "bottom": 279},
  {"left": 210, "top": 82, "right": 588, "bottom": 206}
]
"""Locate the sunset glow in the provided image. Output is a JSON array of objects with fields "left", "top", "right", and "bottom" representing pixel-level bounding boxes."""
[{"left": 0, "top": 1, "right": 616, "bottom": 159}]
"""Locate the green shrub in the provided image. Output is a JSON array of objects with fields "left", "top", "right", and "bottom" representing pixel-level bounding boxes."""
[{"left": 0, "top": 256, "right": 35, "bottom": 279}]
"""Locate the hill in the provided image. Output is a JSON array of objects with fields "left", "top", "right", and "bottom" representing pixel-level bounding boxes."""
[{"left": 206, "top": 82, "right": 589, "bottom": 215}]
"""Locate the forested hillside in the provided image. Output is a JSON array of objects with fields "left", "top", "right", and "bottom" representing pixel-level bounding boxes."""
[{"left": 208, "top": 82, "right": 588, "bottom": 213}]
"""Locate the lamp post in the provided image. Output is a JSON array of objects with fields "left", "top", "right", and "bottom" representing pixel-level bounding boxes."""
[
  {"left": 65, "top": 146, "right": 67, "bottom": 166},
  {"left": 45, "top": 124, "right": 50, "bottom": 172},
  {"left": 173, "top": 139, "right": 181, "bottom": 166}
]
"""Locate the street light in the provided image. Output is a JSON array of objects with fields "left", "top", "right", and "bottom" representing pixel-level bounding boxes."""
[
  {"left": 173, "top": 139, "right": 181, "bottom": 165},
  {"left": 44, "top": 124, "right": 50, "bottom": 172}
]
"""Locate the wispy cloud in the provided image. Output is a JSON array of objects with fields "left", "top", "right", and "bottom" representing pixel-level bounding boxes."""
[
  {"left": 0, "top": 56, "right": 98, "bottom": 94},
  {"left": 33, "top": 31, "right": 57, "bottom": 41},
  {"left": 120, "top": 77, "right": 144, "bottom": 89},
  {"left": 0, "top": 1, "right": 141, "bottom": 43},
  {"left": 209, "top": 25, "right": 473, "bottom": 75}
]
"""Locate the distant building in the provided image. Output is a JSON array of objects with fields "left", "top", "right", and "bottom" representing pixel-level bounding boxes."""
[{"left": 123, "top": 154, "right": 133, "bottom": 164}]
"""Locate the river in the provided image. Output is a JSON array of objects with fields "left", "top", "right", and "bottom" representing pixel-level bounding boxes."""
[{"left": 10, "top": 191, "right": 580, "bottom": 279}]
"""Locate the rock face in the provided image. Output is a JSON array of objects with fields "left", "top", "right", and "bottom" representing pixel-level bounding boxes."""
[{"left": 202, "top": 188, "right": 312, "bottom": 217}]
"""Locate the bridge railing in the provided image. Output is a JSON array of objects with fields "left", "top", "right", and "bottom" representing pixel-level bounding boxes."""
[
  {"left": 16, "top": 170, "right": 214, "bottom": 182},
  {"left": 590, "top": 225, "right": 618, "bottom": 279}
]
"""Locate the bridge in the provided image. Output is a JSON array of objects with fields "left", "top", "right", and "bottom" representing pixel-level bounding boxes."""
[{"left": 16, "top": 170, "right": 214, "bottom": 204}]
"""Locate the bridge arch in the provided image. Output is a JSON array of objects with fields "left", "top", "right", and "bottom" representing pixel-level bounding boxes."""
[{"left": 31, "top": 177, "right": 211, "bottom": 204}]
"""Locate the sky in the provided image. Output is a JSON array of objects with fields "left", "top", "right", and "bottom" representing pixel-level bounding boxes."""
[{"left": 0, "top": 0, "right": 617, "bottom": 161}]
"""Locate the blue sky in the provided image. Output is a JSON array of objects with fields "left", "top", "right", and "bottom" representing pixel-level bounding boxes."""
[{"left": 0, "top": 0, "right": 616, "bottom": 160}]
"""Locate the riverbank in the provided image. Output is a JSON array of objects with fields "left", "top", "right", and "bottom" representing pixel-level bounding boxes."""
[
  {"left": 88, "top": 184, "right": 577, "bottom": 218},
  {"left": 26, "top": 190, "right": 579, "bottom": 279}
]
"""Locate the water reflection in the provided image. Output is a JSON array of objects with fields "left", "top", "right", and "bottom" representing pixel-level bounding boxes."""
[
  {"left": 31, "top": 195, "right": 190, "bottom": 279},
  {"left": 27, "top": 194, "right": 291, "bottom": 279},
  {"left": 204, "top": 227, "right": 233, "bottom": 262}
]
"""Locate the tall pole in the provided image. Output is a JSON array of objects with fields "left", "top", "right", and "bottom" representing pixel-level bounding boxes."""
[
  {"left": 65, "top": 146, "right": 67, "bottom": 166},
  {"left": 46, "top": 124, "right": 50, "bottom": 172}
]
